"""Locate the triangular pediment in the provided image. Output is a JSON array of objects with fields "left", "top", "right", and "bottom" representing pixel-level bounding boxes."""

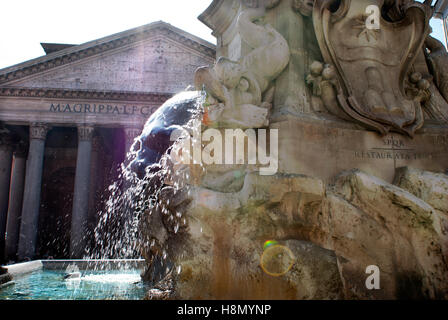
[{"left": 0, "top": 21, "right": 216, "bottom": 94}]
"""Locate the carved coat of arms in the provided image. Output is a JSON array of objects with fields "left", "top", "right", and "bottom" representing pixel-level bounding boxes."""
[{"left": 313, "top": 0, "right": 432, "bottom": 136}]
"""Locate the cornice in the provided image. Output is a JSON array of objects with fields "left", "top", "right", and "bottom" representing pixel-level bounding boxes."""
[
  {"left": 0, "top": 22, "right": 216, "bottom": 85},
  {"left": 198, "top": 0, "right": 240, "bottom": 36},
  {"left": 0, "top": 87, "right": 173, "bottom": 103}
]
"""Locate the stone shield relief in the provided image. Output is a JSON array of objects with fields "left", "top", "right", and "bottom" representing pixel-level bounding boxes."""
[{"left": 312, "top": 0, "right": 432, "bottom": 137}]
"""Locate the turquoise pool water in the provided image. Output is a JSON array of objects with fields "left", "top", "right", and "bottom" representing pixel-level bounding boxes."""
[{"left": 0, "top": 269, "right": 148, "bottom": 300}]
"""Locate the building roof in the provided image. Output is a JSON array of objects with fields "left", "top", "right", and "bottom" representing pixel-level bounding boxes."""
[
  {"left": 0, "top": 21, "right": 216, "bottom": 86},
  {"left": 40, "top": 43, "right": 77, "bottom": 55}
]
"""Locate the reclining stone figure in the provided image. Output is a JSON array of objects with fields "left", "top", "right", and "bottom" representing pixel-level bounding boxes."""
[{"left": 194, "top": 4, "right": 290, "bottom": 128}]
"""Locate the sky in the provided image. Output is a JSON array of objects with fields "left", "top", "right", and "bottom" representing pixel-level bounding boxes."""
[
  {"left": 0, "top": 0, "right": 446, "bottom": 70},
  {"left": 0, "top": 0, "right": 215, "bottom": 69}
]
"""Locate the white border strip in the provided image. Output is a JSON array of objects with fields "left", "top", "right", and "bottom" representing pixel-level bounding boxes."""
[{"left": 4, "top": 260, "right": 43, "bottom": 277}]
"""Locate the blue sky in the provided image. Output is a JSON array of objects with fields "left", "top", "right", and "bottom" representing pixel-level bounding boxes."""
[
  {"left": 430, "top": 18, "right": 446, "bottom": 44},
  {"left": 0, "top": 0, "right": 215, "bottom": 69},
  {"left": 422, "top": 0, "right": 447, "bottom": 46},
  {"left": 0, "top": 0, "right": 446, "bottom": 70}
]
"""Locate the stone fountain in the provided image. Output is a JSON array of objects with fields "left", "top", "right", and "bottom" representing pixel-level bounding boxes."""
[{"left": 128, "top": 0, "right": 448, "bottom": 299}]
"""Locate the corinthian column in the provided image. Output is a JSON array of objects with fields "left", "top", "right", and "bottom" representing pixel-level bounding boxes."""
[
  {"left": 70, "top": 125, "right": 94, "bottom": 258},
  {"left": 87, "top": 135, "right": 101, "bottom": 237},
  {"left": 124, "top": 127, "right": 142, "bottom": 158},
  {"left": 0, "top": 134, "right": 13, "bottom": 263},
  {"left": 4, "top": 143, "right": 27, "bottom": 261},
  {"left": 18, "top": 123, "right": 50, "bottom": 261}
]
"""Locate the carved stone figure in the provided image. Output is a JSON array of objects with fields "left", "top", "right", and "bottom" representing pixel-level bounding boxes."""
[
  {"left": 425, "top": 35, "right": 448, "bottom": 103},
  {"left": 312, "top": 0, "right": 432, "bottom": 136},
  {"left": 194, "top": 4, "right": 290, "bottom": 128},
  {"left": 306, "top": 61, "right": 352, "bottom": 119}
]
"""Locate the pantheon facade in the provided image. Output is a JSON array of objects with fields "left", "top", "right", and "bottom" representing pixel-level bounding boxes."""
[{"left": 0, "top": 21, "right": 215, "bottom": 262}]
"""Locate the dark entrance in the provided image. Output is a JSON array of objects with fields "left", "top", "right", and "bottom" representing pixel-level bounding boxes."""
[{"left": 38, "top": 166, "right": 75, "bottom": 258}]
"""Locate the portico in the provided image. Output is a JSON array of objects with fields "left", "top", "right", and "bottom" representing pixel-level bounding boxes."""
[{"left": 0, "top": 21, "right": 215, "bottom": 262}]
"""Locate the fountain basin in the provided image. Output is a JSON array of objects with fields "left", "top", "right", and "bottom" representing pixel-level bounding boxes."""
[{"left": 0, "top": 259, "right": 147, "bottom": 300}]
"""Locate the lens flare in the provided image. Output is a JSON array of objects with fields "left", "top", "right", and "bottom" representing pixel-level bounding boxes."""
[
  {"left": 263, "top": 240, "right": 278, "bottom": 251},
  {"left": 260, "top": 244, "right": 295, "bottom": 277}
]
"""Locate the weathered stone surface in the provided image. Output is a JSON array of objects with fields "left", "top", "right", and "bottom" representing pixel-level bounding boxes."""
[
  {"left": 325, "top": 169, "right": 448, "bottom": 299},
  {"left": 139, "top": 169, "right": 343, "bottom": 299},
  {"left": 394, "top": 167, "right": 448, "bottom": 214},
  {"left": 322, "top": 193, "right": 397, "bottom": 299},
  {"left": 271, "top": 118, "right": 448, "bottom": 184},
  {"left": 173, "top": 240, "right": 344, "bottom": 300},
  {"left": 172, "top": 207, "right": 344, "bottom": 300},
  {"left": 188, "top": 172, "right": 325, "bottom": 215},
  {"left": 141, "top": 165, "right": 448, "bottom": 299}
]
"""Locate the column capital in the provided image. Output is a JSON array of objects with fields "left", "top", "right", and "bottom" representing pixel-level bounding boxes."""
[
  {"left": 124, "top": 127, "right": 142, "bottom": 146},
  {"left": 29, "top": 123, "right": 50, "bottom": 140},
  {"left": 77, "top": 125, "right": 95, "bottom": 141},
  {"left": 124, "top": 126, "right": 142, "bottom": 136}
]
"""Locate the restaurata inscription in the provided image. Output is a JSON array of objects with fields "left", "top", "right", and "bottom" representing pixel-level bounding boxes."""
[
  {"left": 49, "top": 103, "right": 157, "bottom": 116},
  {"left": 354, "top": 136, "right": 434, "bottom": 161},
  {"left": 354, "top": 150, "right": 431, "bottom": 160}
]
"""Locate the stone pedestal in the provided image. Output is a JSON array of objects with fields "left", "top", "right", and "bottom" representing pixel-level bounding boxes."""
[
  {"left": 0, "top": 136, "right": 13, "bottom": 263},
  {"left": 271, "top": 117, "right": 448, "bottom": 183},
  {"left": 18, "top": 124, "right": 50, "bottom": 260},
  {"left": 70, "top": 125, "right": 94, "bottom": 258},
  {"left": 4, "top": 145, "right": 27, "bottom": 261}
]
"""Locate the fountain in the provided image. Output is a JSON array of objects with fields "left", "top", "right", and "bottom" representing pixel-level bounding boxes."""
[
  {"left": 2, "top": 0, "right": 448, "bottom": 300},
  {"left": 0, "top": 259, "right": 147, "bottom": 300},
  {"left": 128, "top": 0, "right": 448, "bottom": 300}
]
